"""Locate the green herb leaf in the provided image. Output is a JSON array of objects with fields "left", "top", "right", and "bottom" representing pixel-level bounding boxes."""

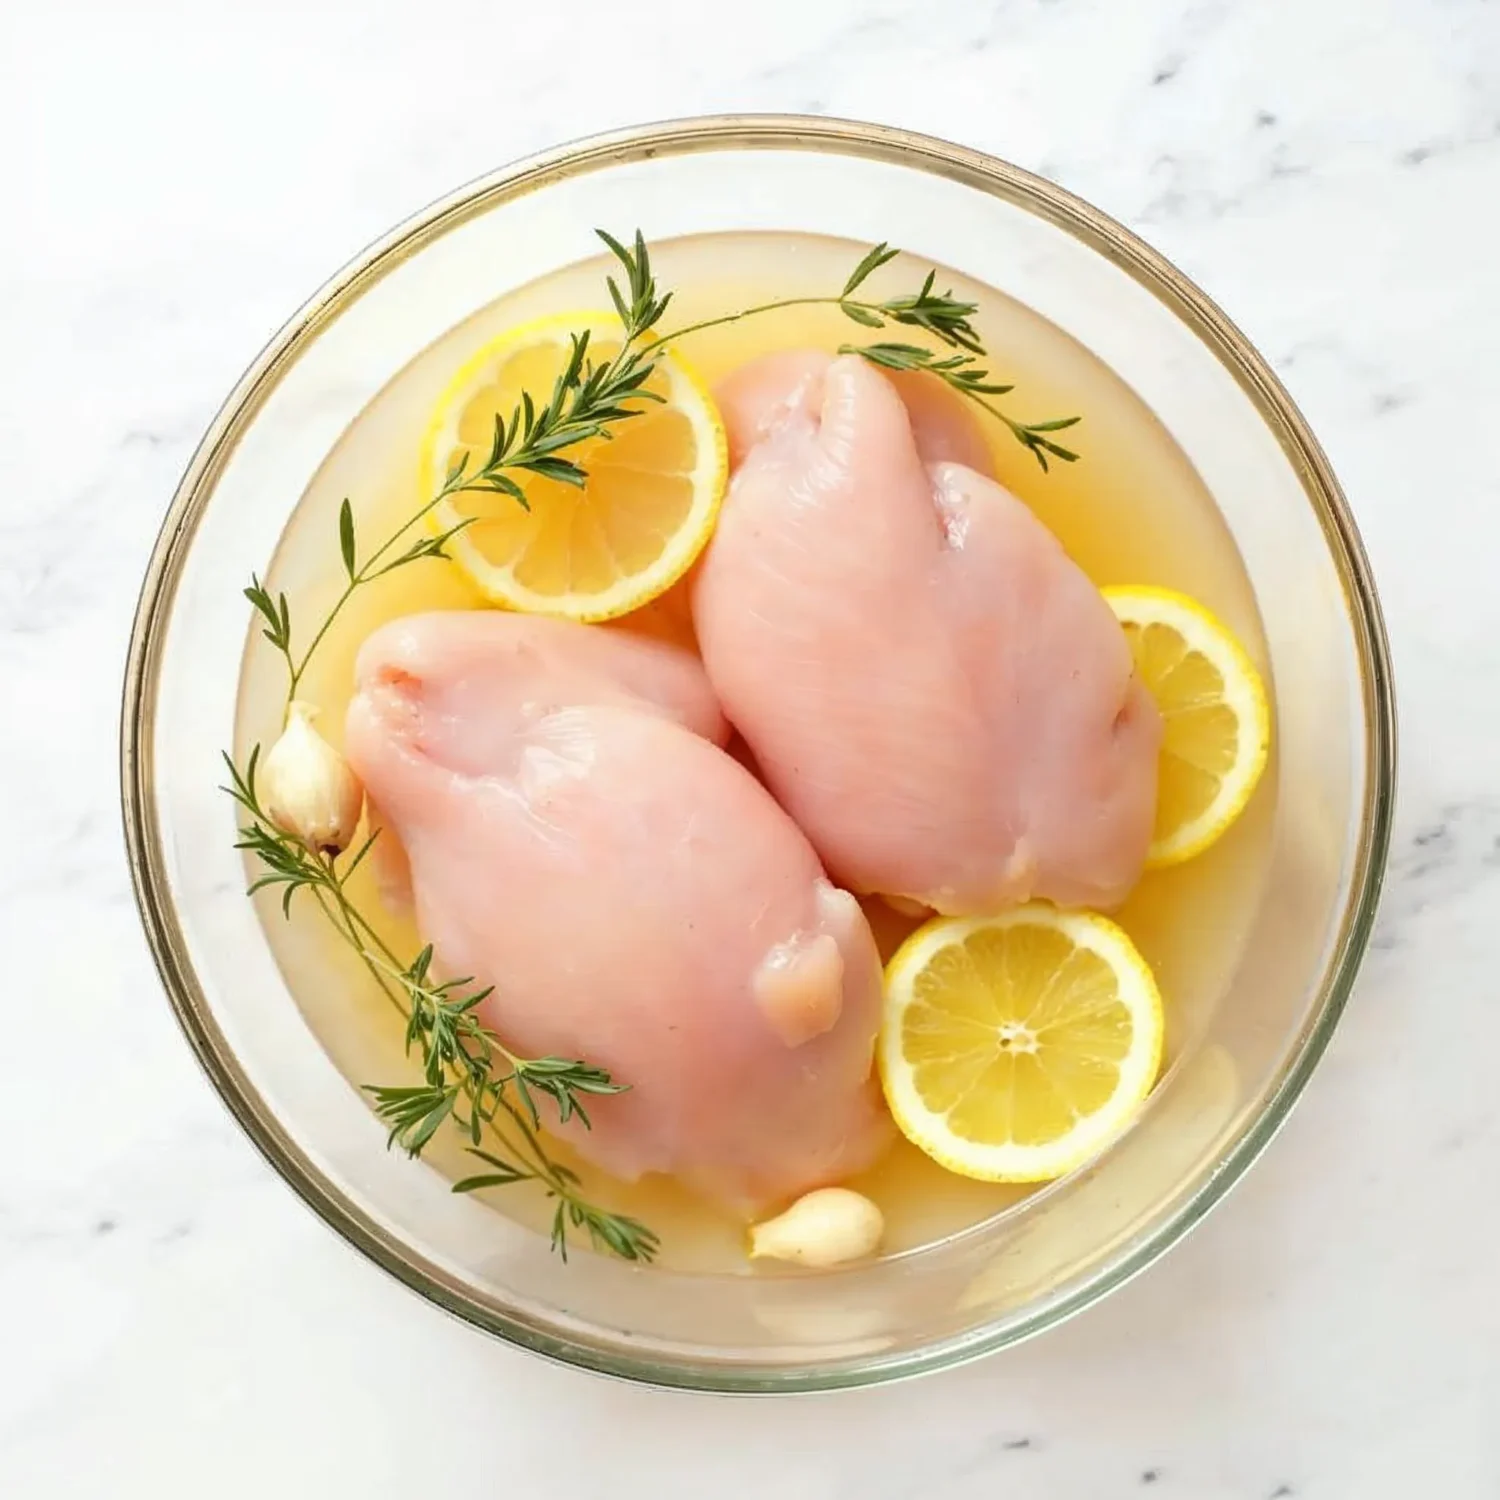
[
  {"left": 338, "top": 498, "right": 356, "bottom": 579},
  {"left": 452, "top": 1148, "right": 529, "bottom": 1191},
  {"left": 841, "top": 241, "right": 899, "bottom": 297},
  {"left": 838, "top": 302, "right": 885, "bottom": 329},
  {"left": 243, "top": 576, "right": 292, "bottom": 654}
]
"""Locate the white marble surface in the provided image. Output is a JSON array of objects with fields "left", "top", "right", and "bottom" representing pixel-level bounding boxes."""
[{"left": 2, "top": 0, "right": 1497, "bottom": 1493}]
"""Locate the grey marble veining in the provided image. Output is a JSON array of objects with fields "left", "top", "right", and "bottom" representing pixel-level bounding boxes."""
[{"left": 3, "top": 0, "right": 1498, "bottom": 1494}]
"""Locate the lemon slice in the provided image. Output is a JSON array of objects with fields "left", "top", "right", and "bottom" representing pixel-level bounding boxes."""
[
  {"left": 419, "top": 313, "right": 727, "bottom": 621},
  {"left": 1103, "top": 586, "right": 1271, "bottom": 867},
  {"left": 880, "top": 906, "right": 1164, "bottom": 1182}
]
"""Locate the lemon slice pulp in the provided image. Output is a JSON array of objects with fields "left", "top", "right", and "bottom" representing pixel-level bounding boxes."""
[
  {"left": 420, "top": 313, "right": 727, "bottom": 621},
  {"left": 1103, "top": 585, "right": 1272, "bottom": 867},
  {"left": 880, "top": 906, "right": 1165, "bottom": 1183}
]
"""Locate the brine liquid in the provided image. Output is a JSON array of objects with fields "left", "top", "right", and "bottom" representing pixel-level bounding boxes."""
[{"left": 237, "top": 231, "right": 1276, "bottom": 1272}]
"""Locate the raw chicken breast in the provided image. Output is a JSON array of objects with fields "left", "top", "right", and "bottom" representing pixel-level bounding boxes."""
[
  {"left": 345, "top": 611, "right": 890, "bottom": 1212},
  {"left": 692, "top": 352, "right": 1161, "bottom": 913}
]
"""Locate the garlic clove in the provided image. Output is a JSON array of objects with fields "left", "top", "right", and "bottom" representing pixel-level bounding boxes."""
[
  {"left": 261, "top": 699, "right": 364, "bottom": 855},
  {"left": 748, "top": 1187, "right": 884, "bottom": 1269}
]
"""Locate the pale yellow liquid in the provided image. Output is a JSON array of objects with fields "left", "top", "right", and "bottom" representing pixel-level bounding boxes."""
[{"left": 238, "top": 231, "right": 1276, "bottom": 1272}]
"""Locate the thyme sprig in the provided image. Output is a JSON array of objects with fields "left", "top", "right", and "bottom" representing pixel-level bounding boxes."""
[
  {"left": 244, "top": 229, "right": 1080, "bottom": 714},
  {"left": 655, "top": 238, "right": 1081, "bottom": 471},
  {"left": 222, "top": 749, "right": 658, "bottom": 1263},
  {"left": 242, "top": 231, "right": 678, "bottom": 710},
  {"left": 845, "top": 340, "right": 1082, "bottom": 471}
]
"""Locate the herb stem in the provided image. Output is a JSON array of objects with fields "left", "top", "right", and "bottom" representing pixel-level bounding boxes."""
[
  {"left": 656, "top": 295, "right": 862, "bottom": 347},
  {"left": 286, "top": 578, "right": 357, "bottom": 702},
  {"left": 284, "top": 482, "right": 465, "bottom": 708},
  {"left": 313, "top": 886, "right": 406, "bottom": 1019}
]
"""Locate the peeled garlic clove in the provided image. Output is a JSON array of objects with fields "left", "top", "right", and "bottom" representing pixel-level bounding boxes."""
[
  {"left": 748, "top": 1188, "right": 884, "bottom": 1268},
  {"left": 261, "top": 700, "right": 364, "bottom": 854}
]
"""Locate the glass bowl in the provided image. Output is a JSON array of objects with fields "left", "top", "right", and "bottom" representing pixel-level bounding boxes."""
[{"left": 121, "top": 115, "right": 1395, "bottom": 1391}]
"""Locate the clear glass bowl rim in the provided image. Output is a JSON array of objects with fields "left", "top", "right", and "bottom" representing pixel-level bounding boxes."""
[{"left": 120, "top": 113, "right": 1396, "bottom": 1392}]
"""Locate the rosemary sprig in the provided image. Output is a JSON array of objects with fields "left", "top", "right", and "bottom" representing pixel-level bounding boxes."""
[
  {"left": 844, "top": 340, "right": 1082, "bottom": 471},
  {"left": 653, "top": 238, "right": 1080, "bottom": 471},
  {"left": 445, "top": 229, "right": 669, "bottom": 504},
  {"left": 220, "top": 750, "right": 658, "bottom": 1263},
  {"left": 245, "top": 232, "right": 675, "bottom": 710},
  {"left": 247, "top": 229, "right": 1080, "bottom": 710}
]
